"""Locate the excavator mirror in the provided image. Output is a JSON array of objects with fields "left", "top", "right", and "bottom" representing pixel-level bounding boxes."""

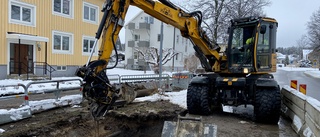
[{"left": 260, "top": 25, "right": 267, "bottom": 34}]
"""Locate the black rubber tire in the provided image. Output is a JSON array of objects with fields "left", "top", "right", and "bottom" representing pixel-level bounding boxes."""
[
  {"left": 187, "top": 84, "right": 211, "bottom": 115},
  {"left": 254, "top": 88, "right": 281, "bottom": 124}
]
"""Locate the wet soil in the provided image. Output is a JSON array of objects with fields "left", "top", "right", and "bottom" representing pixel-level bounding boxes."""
[{"left": 0, "top": 100, "right": 185, "bottom": 137}]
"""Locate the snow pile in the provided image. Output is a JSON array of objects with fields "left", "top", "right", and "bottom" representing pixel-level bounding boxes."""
[
  {"left": 29, "top": 95, "right": 82, "bottom": 113},
  {"left": 277, "top": 66, "right": 318, "bottom": 71},
  {"left": 0, "top": 128, "right": 5, "bottom": 133},
  {"left": 134, "top": 90, "right": 187, "bottom": 109}
]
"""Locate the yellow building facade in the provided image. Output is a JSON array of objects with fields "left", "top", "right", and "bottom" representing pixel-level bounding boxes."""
[{"left": 0, "top": 0, "right": 104, "bottom": 79}]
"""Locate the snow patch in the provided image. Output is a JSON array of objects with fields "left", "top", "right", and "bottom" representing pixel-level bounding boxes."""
[
  {"left": 134, "top": 90, "right": 187, "bottom": 109},
  {"left": 292, "top": 115, "right": 303, "bottom": 132},
  {"left": 303, "top": 127, "right": 314, "bottom": 137},
  {"left": 0, "top": 128, "right": 5, "bottom": 133},
  {"left": 239, "top": 121, "right": 249, "bottom": 124}
]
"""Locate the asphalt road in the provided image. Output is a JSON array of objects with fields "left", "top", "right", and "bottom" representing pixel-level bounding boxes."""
[{"left": 273, "top": 69, "right": 320, "bottom": 101}]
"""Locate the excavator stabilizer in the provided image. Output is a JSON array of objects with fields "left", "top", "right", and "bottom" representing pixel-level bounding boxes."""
[{"left": 161, "top": 116, "right": 217, "bottom": 137}]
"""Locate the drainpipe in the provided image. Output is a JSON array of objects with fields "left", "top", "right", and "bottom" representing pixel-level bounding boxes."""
[
  {"left": 45, "top": 42, "right": 47, "bottom": 75},
  {"left": 18, "top": 39, "right": 21, "bottom": 76}
]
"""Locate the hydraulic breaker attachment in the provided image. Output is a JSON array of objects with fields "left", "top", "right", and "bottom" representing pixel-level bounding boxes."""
[{"left": 161, "top": 115, "right": 217, "bottom": 137}]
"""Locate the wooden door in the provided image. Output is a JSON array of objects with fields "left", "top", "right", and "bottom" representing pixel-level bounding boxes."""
[{"left": 10, "top": 44, "right": 33, "bottom": 74}]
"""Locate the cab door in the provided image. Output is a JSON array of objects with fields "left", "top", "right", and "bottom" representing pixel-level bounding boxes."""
[{"left": 256, "top": 22, "right": 277, "bottom": 72}]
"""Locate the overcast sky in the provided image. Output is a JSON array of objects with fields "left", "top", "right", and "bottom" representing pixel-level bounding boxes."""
[{"left": 119, "top": 0, "right": 320, "bottom": 48}]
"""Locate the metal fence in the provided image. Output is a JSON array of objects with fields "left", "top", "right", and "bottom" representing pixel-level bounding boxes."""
[
  {"left": 0, "top": 79, "right": 83, "bottom": 106},
  {"left": 0, "top": 84, "right": 28, "bottom": 104},
  {"left": 108, "top": 74, "right": 172, "bottom": 91}
]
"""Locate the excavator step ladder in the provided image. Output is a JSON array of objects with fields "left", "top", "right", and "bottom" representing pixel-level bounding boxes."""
[{"left": 161, "top": 116, "right": 217, "bottom": 137}]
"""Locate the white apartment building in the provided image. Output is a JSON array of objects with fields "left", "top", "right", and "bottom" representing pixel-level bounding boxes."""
[{"left": 124, "top": 11, "right": 194, "bottom": 72}]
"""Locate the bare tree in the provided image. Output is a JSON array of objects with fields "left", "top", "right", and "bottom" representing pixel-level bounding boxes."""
[
  {"left": 225, "top": 0, "right": 270, "bottom": 19},
  {"left": 185, "top": 0, "right": 271, "bottom": 44},
  {"left": 296, "top": 35, "right": 310, "bottom": 60},
  {"left": 307, "top": 7, "right": 320, "bottom": 51},
  {"left": 306, "top": 7, "right": 320, "bottom": 65},
  {"left": 135, "top": 47, "right": 179, "bottom": 74}
]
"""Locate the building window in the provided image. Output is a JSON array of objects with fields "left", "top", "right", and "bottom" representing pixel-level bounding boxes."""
[
  {"left": 144, "top": 17, "right": 148, "bottom": 23},
  {"left": 53, "top": 0, "right": 73, "bottom": 18},
  {"left": 134, "top": 34, "right": 140, "bottom": 41},
  {"left": 53, "top": 31, "right": 73, "bottom": 54},
  {"left": 149, "top": 17, "right": 154, "bottom": 24},
  {"left": 82, "top": 36, "right": 97, "bottom": 55},
  {"left": 83, "top": 2, "right": 98, "bottom": 24},
  {"left": 144, "top": 16, "right": 154, "bottom": 24},
  {"left": 9, "top": 1, "right": 35, "bottom": 26},
  {"left": 157, "top": 34, "right": 161, "bottom": 42},
  {"left": 176, "top": 35, "right": 179, "bottom": 44},
  {"left": 133, "top": 52, "right": 138, "bottom": 59},
  {"left": 57, "top": 66, "right": 67, "bottom": 71}
]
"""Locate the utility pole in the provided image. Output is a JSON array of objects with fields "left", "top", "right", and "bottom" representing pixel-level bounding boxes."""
[
  {"left": 172, "top": 28, "right": 176, "bottom": 72},
  {"left": 159, "top": 22, "right": 164, "bottom": 89}
]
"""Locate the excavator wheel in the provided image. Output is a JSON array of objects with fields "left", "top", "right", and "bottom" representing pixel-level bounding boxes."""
[
  {"left": 254, "top": 87, "right": 281, "bottom": 124},
  {"left": 187, "top": 84, "right": 211, "bottom": 115}
]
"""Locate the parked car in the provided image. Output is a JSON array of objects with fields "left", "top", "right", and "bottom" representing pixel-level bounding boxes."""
[{"left": 298, "top": 60, "right": 312, "bottom": 67}]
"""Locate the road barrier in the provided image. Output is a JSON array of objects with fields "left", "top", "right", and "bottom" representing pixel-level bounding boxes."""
[
  {"left": 108, "top": 74, "right": 172, "bottom": 91},
  {"left": 0, "top": 79, "right": 83, "bottom": 125},
  {"left": 0, "top": 84, "right": 28, "bottom": 104},
  {"left": 25, "top": 79, "right": 83, "bottom": 105},
  {"left": 281, "top": 86, "right": 319, "bottom": 137}
]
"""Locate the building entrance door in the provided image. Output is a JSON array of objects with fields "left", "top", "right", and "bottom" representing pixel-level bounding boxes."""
[{"left": 10, "top": 43, "right": 34, "bottom": 74}]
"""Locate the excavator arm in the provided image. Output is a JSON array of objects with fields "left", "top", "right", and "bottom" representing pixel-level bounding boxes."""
[{"left": 75, "top": 0, "right": 221, "bottom": 118}]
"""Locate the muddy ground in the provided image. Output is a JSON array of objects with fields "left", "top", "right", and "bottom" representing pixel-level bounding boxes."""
[
  {"left": 0, "top": 100, "right": 184, "bottom": 137},
  {"left": 0, "top": 99, "right": 298, "bottom": 137}
]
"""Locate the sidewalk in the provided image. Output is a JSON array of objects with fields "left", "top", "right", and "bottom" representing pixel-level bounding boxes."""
[{"left": 304, "top": 70, "right": 320, "bottom": 79}]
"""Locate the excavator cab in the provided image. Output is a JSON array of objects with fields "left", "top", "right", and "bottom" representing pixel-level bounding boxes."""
[{"left": 227, "top": 17, "right": 278, "bottom": 74}]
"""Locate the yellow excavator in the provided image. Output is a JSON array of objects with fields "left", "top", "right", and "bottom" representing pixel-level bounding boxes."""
[{"left": 75, "top": 0, "right": 280, "bottom": 125}]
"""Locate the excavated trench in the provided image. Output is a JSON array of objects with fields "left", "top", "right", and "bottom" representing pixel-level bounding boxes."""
[{"left": 0, "top": 100, "right": 185, "bottom": 137}]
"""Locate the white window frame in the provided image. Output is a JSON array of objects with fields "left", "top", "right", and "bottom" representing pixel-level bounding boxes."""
[
  {"left": 56, "top": 66, "right": 67, "bottom": 71},
  {"left": 52, "top": 31, "right": 73, "bottom": 54},
  {"left": 83, "top": 2, "right": 99, "bottom": 24},
  {"left": 52, "top": 0, "right": 74, "bottom": 18},
  {"left": 82, "top": 36, "right": 98, "bottom": 56},
  {"left": 9, "top": 0, "right": 36, "bottom": 27}
]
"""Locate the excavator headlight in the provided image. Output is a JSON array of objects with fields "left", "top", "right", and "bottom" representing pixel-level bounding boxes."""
[{"left": 243, "top": 68, "right": 249, "bottom": 73}]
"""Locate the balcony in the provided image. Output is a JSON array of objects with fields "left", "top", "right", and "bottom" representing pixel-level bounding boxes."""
[
  {"left": 127, "top": 22, "right": 150, "bottom": 30},
  {"left": 128, "top": 40, "right": 150, "bottom": 48},
  {"left": 139, "top": 23, "right": 150, "bottom": 30},
  {"left": 138, "top": 40, "right": 150, "bottom": 47}
]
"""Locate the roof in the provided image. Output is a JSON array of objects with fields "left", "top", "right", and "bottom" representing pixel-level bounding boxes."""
[
  {"left": 124, "top": 10, "right": 144, "bottom": 26},
  {"left": 6, "top": 33, "right": 49, "bottom": 42}
]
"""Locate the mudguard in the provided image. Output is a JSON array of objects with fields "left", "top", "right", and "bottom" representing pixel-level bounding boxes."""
[
  {"left": 255, "top": 77, "right": 278, "bottom": 88},
  {"left": 190, "top": 76, "right": 210, "bottom": 85}
]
